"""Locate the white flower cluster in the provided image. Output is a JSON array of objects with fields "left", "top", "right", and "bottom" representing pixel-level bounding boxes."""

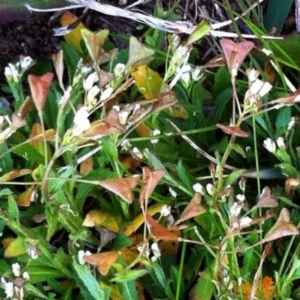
[
  {"left": 244, "top": 68, "right": 272, "bottom": 110},
  {"left": 137, "top": 242, "right": 161, "bottom": 262},
  {"left": 230, "top": 194, "right": 252, "bottom": 230},
  {"left": 263, "top": 137, "right": 286, "bottom": 153},
  {"left": 5, "top": 57, "right": 34, "bottom": 83},
  {"left": 1, "top": 263, "right": 30, "bottom": 300}
]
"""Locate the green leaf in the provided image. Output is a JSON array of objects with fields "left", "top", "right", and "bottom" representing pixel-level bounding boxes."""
[
  {"left": 147, "top": 262, "right": 166, "bottom": 288},
  {"left": 112, "top": 269, "right": 148, "bottom": 283},
  {"left": 187, "top": 19, "right": 211, "bottom": 45},
  {"left": 277, "top": 163, "right": 298, "bottom": 177},
  {"left": 114, "top": 233, "right": 133, "bottom": 250},
  {"left": 177, "top": 160, "right": 192, "bottom": 190},
  {"left": 223, "top": 169, "right": 246, "bottom": 187},
  {"left": 0, "top": 142, "right": 13, "bottom": 173},
  {"left": 117, "top": 280, "right": 138, "bottom": 300},
  {"left": 61, "top": 41, "right": 81, "bottom": 81},
  {"left": 0, "top": 188, "right": 13, "bottom": 197},
  {"left": 276, "top": 106, "right": 291, "bottom": 136},
  {"left": 72, "top": 259, "right": 110, "bottom": 300},
  {"left": 275, "top": 148, "right": 291, "bottom": 164},
  {"left": 27, "top": 265, "right": 65, "bottom": 282},
  {"left": 264, "top": 0, "right": 293, "bottom": 34},
  {"left": 192, "top": 273, "right": 214, "bottom": 300},
  {"left": 24, "top": 283, "right": 48, "bottom": 299},
  {"left": 8, "top": 194, "right": 19, "bottom": 221},
  {"left": 12, "top": 142, "right": 45, "bottom": 164}
]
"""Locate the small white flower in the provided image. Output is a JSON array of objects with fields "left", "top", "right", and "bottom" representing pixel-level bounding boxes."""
[
  {"left": 5, "top": 63, "right": 20, "bottom": 82},
  {"left": 132, "top": 104, "right": 141, "bottom": 115},
  {"left": 287, "top": 117, "right": 295, "bottom": 131},
  {"left": 22, "top": 272, "right": 30, "bottom": 280},
  {"left": 72, "top": 106, "right": 91, "bottom": 136},
  {"left": 83, "top": 72, "right": 98, "bottom": 91},
  {"left": 276, "top": 137, "right": 285, "bottom": 149},
  {"left": 206, "top": 183, "right": 214, "bottom": 196},
  {"left": 1, "top": 277, "right": 14, "bottom": 298},
  {"left": 178, "top": 64, "right": 192, "bottom": 87},
  {"left": 240, "top": 216, "right": 252, "bottom": 227},
  {"left": 114, "top": 63, "right": 126, "bottom": 77},
  {"left": 169, "top": 187, "right": 177, "bottom": 198},
  {"left": 100, "top": 87, "right": 114, "bottom": 101},
  {"left": 118, "top": 110, "right": 130, "bottom": 125},
  {"left": 238, "top": 179, "right": 246, "bottom": 192},
  {"left": 78, "top": 250, "right": 92, "bottom": 265},
  {"left": 193, "top": 183, "right": 204, "bottom": 195},
  {"left": 137, "top": 243, "right": 150, "bottom": 258},
  {"left": 20, "top": 56, "right": 34, "bottom": 71},
  {"left": 112, "top": 105, "right": 120, "bottom": 112},
  {"left": 230, "top": 202, "right": 243, "bottom": 217},
  {"left": 12, "top": 263, "right": 21, "bottom": 277},
  {"left": 236, "top": 194, "right": 245, "bottom": 202},
  {"left": 191, "top": 67, "right": 202, "bottom": 81},
  {"left": 28, "top": 246, "right": 39, "bottom": 259},
  {"left": 263, "top": 138, "right": 276, "bottom": 153},
  {"left": 121, "top": 139, "right": 132, "bottom": 151},
  {"left": 262, "top": 48, "right": 272, "bottom": 56},
  {"left": 151, "top": 242, "right": 161, "bottom": 261},
  {"left": 59, "top": 86, "right": 72, "bottom": 107},
  {"left": 247, "top": 68, "right": 259, "bottom": 83},
  {"left": 132, "top": 147, "right": 143, "bottom": 159},
  {"left": 237, "top": 277, "right": 242, "bottom": 286},
  {"left": 249, "top": 79, "right": 264, "bottom": 95},
  {"left": 259, "top": 82, "right": 272, "bottom": 97},
  {"left": 160, "top": 204, "right": 171, "bottom": 217},
  {"left": 86, "top": 85, "right": 100, "bottom": 104},
  {"left": 14, "top": 286, "right": 24, "bottom": 299},
  {"left": 151, "top": 129, "right": 161, "bottom": 144}
]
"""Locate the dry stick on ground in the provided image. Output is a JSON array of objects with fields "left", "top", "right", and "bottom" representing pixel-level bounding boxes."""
[{"left": 25, "top": 0, "right": 281, "bottom": 39}]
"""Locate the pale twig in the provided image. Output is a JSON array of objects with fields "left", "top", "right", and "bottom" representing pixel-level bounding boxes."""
[{"left": 25, "top": 0, "right": 282, "bottom": 40}]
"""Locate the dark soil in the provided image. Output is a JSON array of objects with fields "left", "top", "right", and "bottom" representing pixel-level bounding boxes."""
[{"left": 0, "top": 1, "right": 295, "bottom": 67}]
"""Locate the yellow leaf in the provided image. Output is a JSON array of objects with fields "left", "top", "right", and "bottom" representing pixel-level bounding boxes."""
[
  {"left": 4, "top": 237, "right": 28, "bottom": 258},
  {"left": 124, "top": 203, "right": 164, "bottom": 236},
  {"left": 131, "top": 65, "right": 163, "bottom": 99},
  {"left": 82, "top": 210, "right": 119, "bottom": 232},
  {"left": 60, "top": 11, "right": 85, "bottom": 55}
]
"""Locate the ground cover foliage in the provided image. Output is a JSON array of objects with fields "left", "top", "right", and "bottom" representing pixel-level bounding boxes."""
[{"left": 0, "top": 0, "right": 300, "bottom": 299}]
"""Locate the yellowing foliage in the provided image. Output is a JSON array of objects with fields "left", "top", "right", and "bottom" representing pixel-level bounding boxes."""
[{"left": 60, "top": 11, "right": 85, "bottom": 55}]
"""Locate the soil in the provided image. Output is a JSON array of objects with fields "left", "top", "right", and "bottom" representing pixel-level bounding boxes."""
[{"left": 0, "top": 1, "right": 295, "bottom": 66}]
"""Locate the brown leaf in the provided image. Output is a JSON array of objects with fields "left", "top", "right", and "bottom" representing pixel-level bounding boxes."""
[
  {"left": 285, "top": 177, "right": 299, "bottom": 195},
  {"left": 146, "top": 215, "right": 178, "bottom": 241},
  {"left": 264, "top": 208, "right": 299, "bottom": 242},
  {"left": 81, "top": 28, "right": 109, "bottom": 63},
  {"left": 83, "top": 109, "right": 125, "bottom": 137},
  {"left": 139, "top": 167, "right": 165, "bottom": 206},
  {"left": 17, "top": 97, "right": 34, "bottom": 119},
  {"left": 17, "top": 186, "right": 36, "bottom": 207},
  {"left": 80, "top": 156, "right": 94, "bottom": 176},
  {"left": 217, "top": 123, "right": 249, "bottom": 138},
  {"left": 52, "top": 50, "right": 64, "bottom": 91},
  {"left": 99, "top": 176, "right": 140, "bottom": 203},
  {"left": 220, "top": 39, "right": 254, "bottom": 77},
  {"left": 0, "top": 169, "right": 32, "bottom": 182},
  {"left": 28, "top": 72, "right": 54, "bottom": 111},
  {"left": 257, "top": 186, "right": 278, "bottom": 208},
  {"left": 84, "top": 250, "right": 118, "bottom": 275},
  {"left": 175, "top": 193, "right": 207, "bottom": 225}
]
